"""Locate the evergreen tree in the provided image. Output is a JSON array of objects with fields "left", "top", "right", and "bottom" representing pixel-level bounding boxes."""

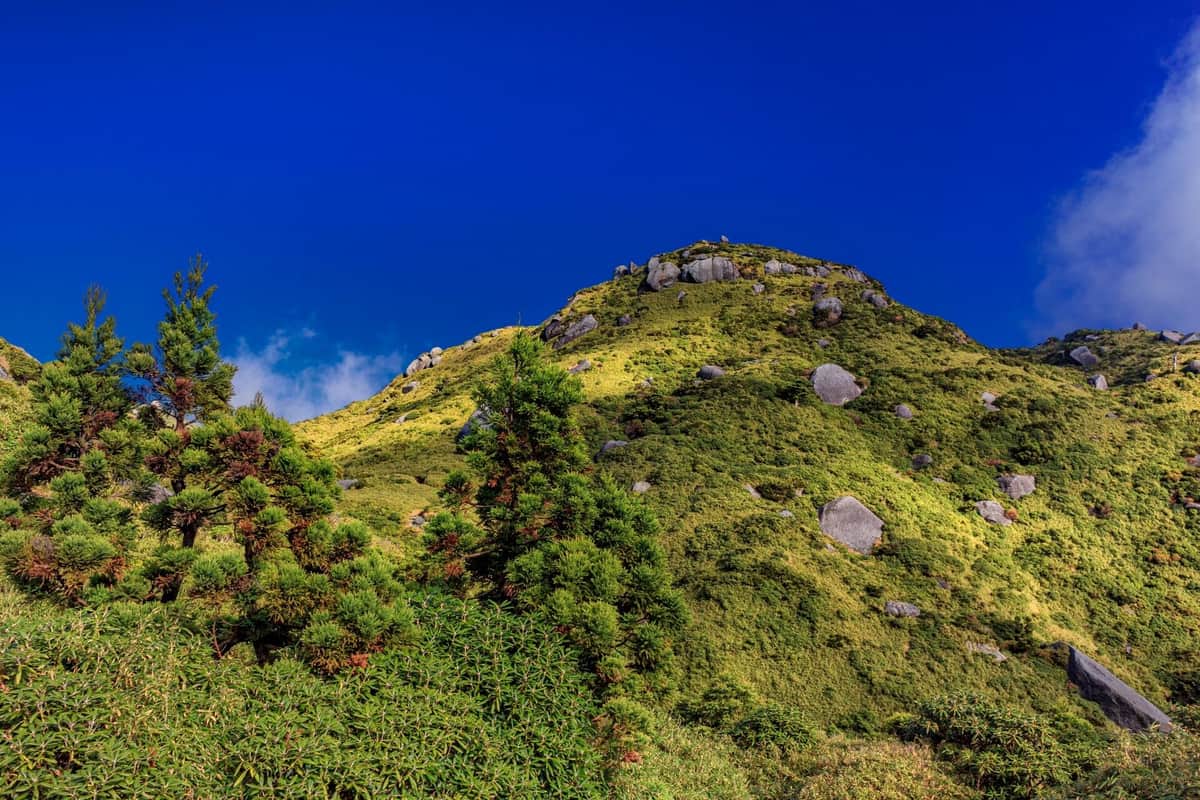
[
  {"left": 422, "top": 332, "right": 686, "bottom": 687},
  {"left": 126, "top": 254, "right": 235, "bottom": 447}
]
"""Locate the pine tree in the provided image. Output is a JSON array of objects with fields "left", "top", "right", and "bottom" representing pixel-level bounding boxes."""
[
  {"left": 126, "top": 253, "right": 235, "bottom": 445},
  {"left": 422, "top": 332, "right": 685, "bottom": 687}
]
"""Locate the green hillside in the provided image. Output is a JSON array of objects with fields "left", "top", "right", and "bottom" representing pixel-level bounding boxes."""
[{"left": 4, "top": 243, "right": 1200, "bottom": 798}]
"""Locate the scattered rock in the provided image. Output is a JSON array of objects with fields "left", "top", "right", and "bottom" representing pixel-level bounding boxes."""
[
  {"left": 676, "top": 290, "right": 687, "bottom": 303},
  {"left": 457, "top": 407, "right": 492, "bottom": 441},
  {"left": 813, "top": 296, "right": 843, "bottom": 326},
  {"left": 752, "top": 282, "right": 765, "bottom": 295},
  {"left": 632, "top": 481, "right": 651, "bottom": 494},
  {"left": 861, "top": 289, "right": 889, "bottom": 308},
  {"left": 402, "top": 380, "right": 421, "bottom": 394},
  {"left": 1145, "top": 373, "right": 1159, "bottom": 382},
  {"left": 1069, "top": 346, "right": 1100, "bottom": 369},
  {"left": 550, "top": 315, "right": 598, "bottom": 350},
  {"left": 598, "top": 440, "right": 628, "bottom": 456},
  {"left": 778, "top": 509, "right": 794, "bottom": 519},
  {"left": 1088, "top": 374, "right": 1108, "bottom": 390},
  {"left": 568, "top": 359, "right": 592, "bottom": 374},
  {"left": 1184, "top": 333, "right": 1200, "bottom": 346},
  {"left": 818, "top": 496, "right": 884, "bottom": 554},
  {"left": 613, "top": 264, "right": 629, "bottom": 278},
  {"left": 998, "top": 474, "right": 1036, "bottom": 501},
  {"left": 337, "top": 479, "right": 360, "bottom": 490},
  {"left": 1066, "top": 646, "right": 1173, "bottom": 732},
  {"left": 811, "top": 363, "right": 862, "bottom": 406},
  {"left": 405, "top": 351, "right": 443, "bottom": 377},
  {"left": 1132, "top": 322, "right": 1148, "bottom": 331},
  {"left": 895, "top": 404, "right": 914, "bottom": 420},
  {"left": 967, "top": 642, "right": 1007, "bottom": 663},
  {"left": 394, "top": 414, "right": 408, "bottom": 425},
  {"left": 843, "top": 267, "right": 869, "bottom": 283},
  {"left": 0, "top": 365, "right": 9, "bottom": 382},
  {"left": 643, "top": 258, "right": 681, "bottom": 291},
  {"left": 981, "top": 392, "right": 999, "bottom": 412},
  {"left": 744, "top": 484, "right": 762, "bottom": 499},
  {"left": 1185, "top": 360, "right": 1200, "bottom": 374},
  {"left": 817, "top": 338, "right": 831, "bottom": 349},
  {"left": 429, "top": 347, "right": 444, "bottom": 357},
  {"left": 1161, "top": 330, "right": 1185, "bottom": 344},
  {"left": 720, "top": 234, "right": 729, "bottom": 242},
  {"left": 411, "top": 514, "right": 426, "bottom": 527},
  {"left": 912, "top": 454, "right": 933, "bottom": 470},
  {"left": 884, "top": 601, "right": 921, "bottom": 618},
  {"left": 764, "top": 258, "right": 798, "bottom": 275},
  {"left": 975, "top": 500, "right": 1011, "bottom": 526},
  {"left": 617, "top": 314, "right": 633, "bottom": 326},
  {"left": 681, "top": 256, "right": 739, "bottom": 284},
  {"left": 698, "top": 365, "right": 725, "bottom": 380}
]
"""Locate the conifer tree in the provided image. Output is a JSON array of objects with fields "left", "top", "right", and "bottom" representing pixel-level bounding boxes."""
[
  {"left": 423, "top": 331, "right": 685, "bottom": 687},
  {"left": 126, "top": 253, "right": 235, "bottom": 445}
]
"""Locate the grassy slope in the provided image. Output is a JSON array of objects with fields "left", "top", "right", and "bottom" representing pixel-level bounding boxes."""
[
  {"left": 0, "top": 337, "right": 37, "bottom": 459},
  {"left": 300, "top": 241, "right": 1200, "bottom": 733}
]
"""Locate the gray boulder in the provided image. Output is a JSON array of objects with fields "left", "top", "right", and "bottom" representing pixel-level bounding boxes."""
[
  {"left": 981, "top": 391, "right": 999, "bottom": 412},
  {"left": 551, "top": 315, "right": 598, "bottom": 350},
  {"left": 698, "top": 365, "right": 725, "bottom": 380},
  {"left": 681, "top": 256, "right": 739, "bottom": 283},
  {"left": 967, "top": 642, "right": 1007, "bottom": 663},
  {"left": 720, "top": 234, "right": 729, "bottom": 242},
  {"left": 643, "top": 258, "right": 681, "bottom": 291},
  {"left": 457, "top": 407, "right": 492, "bottom": 442},
  {"left": 1088, "top": 374, "right": 1108, "bottom": 390},
  {"left": 998, "top": 474, "right": 1036, "bottom": 500},
  {"left": 402, "top": 380, "right": 421, "bottom": 394},
  {"left": 752, "top": 282, "right": 765, "bottom": 295},
  {"left": 861, "top": 289, "right": 889, "bottom": 308},
  {"left": 1132, "top": 322, "right": 1148, "bottom": 330},
  {"left": 811, "top": 363, "right": 862, "bottom": 406},
  {"left": 617, "top": 314, "right": 633, "bottom": 326},
  {"left": 817, "top": 338, "right": 831, "bottom": 349},
  {"left": 1069, "top": 346, "right": 1100, "bottom": 369},
  {"left": 1183, "top": 333, "right": 1200, "bottom": 345},
  {"left": 1185, "top": 360, "right": 1200, "bottom": 374},
  {"left": 631, "top": 481, "right": 651, "bottom": 494},
  {"left": 0, "top": 365, "right": 9, "bottom": 382},
  {"left": 975, "top": 500, "right": 1011, "bottom": 526},
  {"left": 613, "top": 264, "right": 629, "bottom": 278},
  {"left": 819, "top": 496, "right": 883, "bottom": 554},
  {"left": 764, "top": 258, "right": 799, "bottom": 275},
  {"left": 1161, "top": 330, "right": 1185, "bottom": 344},
  {"left": 884, "top": 601, "right": 921, "bottom": 618},
  {"left": 843, "top": 267, "right": 869, "bottom": 283},
  {"left": 676, "top": 290, "right": 687, "bottom": 303},
  {"left": 430, "top": 347, "right": 444, "bottom": 357},
  {"left": 405, "top": 351, "right": 442, "bottom": 377},
  {"left": 1066, "top": 646, "right": 1173, "bottom": 732},
  {"left": 541, "top": 317, "right": 566, "bottom": 341},
  {"left": 778, "top": 509, "right": 795, "bottom": 519},
  {"left": 912, "top": 454, "right": 933, "bottom": 470},
  {"left": 814, "top": 296, "right": 843, "bottom": 325},
  {"left": 411, "top": 514, "right": 426, "bottom": 527},
  {"left": 895, "top": 404, "right": 914, "bottom": 420},
  {"left": 597, "top": 440, "right": 628, "bottom": 456},
  {"left": 568, "top": 359, "right": 592, "bottom": 374},
  {"left": 337, "top": 479, "right": 359, "bottom": 490}
]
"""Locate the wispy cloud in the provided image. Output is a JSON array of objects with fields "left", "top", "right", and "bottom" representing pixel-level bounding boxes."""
[
  {"left": 1036, "top": 22, "right": 1200, "bottom": 335},
  {"left": 231, "top": 329, "right": 404, "bottom": 422}
]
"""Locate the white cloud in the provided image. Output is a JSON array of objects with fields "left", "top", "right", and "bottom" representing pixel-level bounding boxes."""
[
  {"left": 1037, "top": 22, "right": 1200, "bottom": 335},
  {"left": 231, "top": 329, "right": 404, "bottom": 422}
]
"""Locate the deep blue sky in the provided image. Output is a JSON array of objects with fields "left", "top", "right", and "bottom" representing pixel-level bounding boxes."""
[{"left": 3, "top": 2, "right": 1198, "bottom": 417}]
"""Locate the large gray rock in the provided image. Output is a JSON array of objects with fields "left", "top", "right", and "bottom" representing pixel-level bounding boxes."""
[
  {"left": 405, "top": 351, "right": 442, "bottom": 377},
  {"left": 631, "top": 481, "right": 651, "bottom": 494},
  {"left": 1069, "top": 346, "right": 1100, "bottom": 369},
  {"left": 643, "top": 258, "right": 681, "bottom": 291},
  {"left": 967, "top": 642, "right": 1007, "bottom": 663},
  {"left": 337, "top": 479, "right": 359, "bottom": 490},
  {"left": 457, "top": 407, "right": 492, "bottom": 442},
  {"left": 1161, "top": 330, "right": 1185, "bottom": 344},
  {"left": 402, "top": 380, "right": 421, "bottom": 394},
  {"left": 1183, "top": 333, "right": 1200, "bottom": 345},
  {"left": 764, "top": 258, "right": 797, "bottom": 275},
  {"left": 681, "top": 256, "right": 739, "bottom": 283},
  {"left": 1088, "top": 374, "right": 1108, "bottom": 390},
  {"left": 819, "top": 496, "right": 883, "bottom": 554},
  {"left": 861, "top": 289, "right": 889, "bottom": 309},
  {"left": 613, "top": 264, "right": 629, "bottom": 278},
  {"left": 542, "top": 316, "right": 566, "bottom": 341},
  {"left": 813, "top": 296, "right": 843, "bottom": 325},
  {"left": 1066, "top": 646, "right": 1173, "bottom": 732},
  {"left": 912, "top": 454, "right": 933, "bottom": 470},
  {"left": 884, "top": 601, "right": 921, "bottom": 618},
  {"left": 1132, "top": 322, "right": 1148, "bottom": 330},
  {"left": 0, "top": 365, "right": 9, "bottom": 382},
  {"left": 1185, "top": 360, "right": 1200, "bottom": 374},
  {"left": 843, "top": 267, "right": 869, "bottom": 283},
  {"left": 811, "top": 363, "right": 862, "bottom": 406},
  {"left": 568, "top": 359, "right": 592, "bottom": 374},
  {"left": 698, "top": 365, "right": 725, "bottom": 380},
  {"left": 550, "top": 315, "right": 598, "bottom": 350},
  {"left": 895, "top": 404, "right": 913, "bottom": 420},
  {"left": 617, "top": 314, "right": 633, "bottom": 326},
  {"left": 597, "top": 440, "right": 628, "bottom": 456},
  {"left": 975, "top": 500, "right": 1011, "bottom": 526},
  {"left": 981, "top": 391, "right": 999, "bottom": 412},
  {"left": 752, "top": 282, "right": 765, "bottom": 295},
  {"left": 998, "top": 474, "right": 1036, "bottom": 500}
]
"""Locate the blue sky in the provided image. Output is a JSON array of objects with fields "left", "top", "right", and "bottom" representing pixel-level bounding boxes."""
[{"left": 3, "top": 2, "right": 1200, "bottom": 419}]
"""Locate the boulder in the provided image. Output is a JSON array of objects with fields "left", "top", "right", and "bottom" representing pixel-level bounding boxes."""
[
  {"left": 912, "top": 454, "right": 933, "bottom": 470},
  {"left": 818, "top": 496, "right": 883, "bottom": 554},
  {"left": 975, "top": 500, "right": 1011, "bottom": 526},
  {"left": 676, "top": 290, "right": 687, "bottom": 303},
  {"left": 1186, "top": 360, "right": 1200, "bottom": 374},
  {"left": 643, "top": 259, "right": 681, "bottom": 291},
  {"left": 843, "top": 267, "right": 869, "bottom": 283},
  {"left": 811, "top": 363, "right": 862, "bottom": 406},
  {"left": 1088, "top": 374, "right": 1108, "bottom": 390},
  {"left": 613, "top": 264, "right": 629, "bottom": 278},
  {"left": 884, "top": 601, "right": 921, "bottom": 618},
  {"left": 1132, "top": 322, "right": 1148, "bottom": 330},
  {"left": 1069, "top": 346, "right": 1100, "bottom": 369},
  {"left": 597, "top": 440, "right": 628, "bottom": 456},
  {"left": 778, "top": 509, "right": 794, "bottom": 519},
  {"left": 457, "top": 407, "right": 492, "bottom": 442},
  {"left": 764, "top": 258, "right": 797, "bottom": 275},
  {"left": 817, "top": 338, "right": 831, "bottom": 349},
  {"left": 1066, "top": 646, "right": 1173, "bottom": 732},
  {"left": 813, "top": 296, "right": 843, "bottom": 325},
  {"left": 411, "top": 514, "right": 426, "bottom": 527},
  {"left": 430, "top": 347, "right": 444, "bottom": 357},
  {"left": 337, "top": 479, "right": 359, "bottom": 490},
  {"left": 967, "top": 642, "right": 1007, "bottom": 663},
  {"left": 568, "top": 359, "right": 592, "bottom": 374},
  {"left": 895, "top": 404, "right": 914, "bottom": 420},
  {"left": 998, "top": 474, "right": 1036, "bottom": 500},
  {"left": 402, "top": 380, "right": 421, "bottom": 394},
  {"left": 981, "top": 391, "right": 999, "bottom": 412},
  {"left": 1161, "top": 330, "right": 1185, "bottom": 344},
  {"left": 1183, "top": 333, "right": 1200, "bottom": 346},
  {"left": 631, "top": 481, "right": 651, "bottom": 494},
  {"left": 752, "top": 282, "right": 765, "bottom": 295},
  {"left": 617, "top": 314, "right": 633, "bottom": 326},
  {"left": 681, "top": 256, "right": 739, "bottom": 284},
  {"left": 405, "top": 351, "right": 442, "bottom": 377},
  {"left": 861, "top": 289, "right": 889, "bottom": 308},
  {"left": 720, "top": 234, "right": 729, "bottom": 242},
  {"left": 698, "top": 365, "right": 725, "bottom": 380},
  {"left": 550, "top": 315, "right": 598, "bottom": 350},
  {"left": 744, "top": 484, "right": 762, "bottom": 499},
  {"left": 0, "top": 365, "right": 9, "bottom": 382}
]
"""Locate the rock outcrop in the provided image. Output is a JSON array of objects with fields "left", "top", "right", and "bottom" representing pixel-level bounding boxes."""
[
  {"left": 546, "top": 315, "right": 598, "bottom": 350},
  {"left": 811, "top": 363, "right": 862, "bottom": 406},
  {"left": 975, "top": 500, "right": 1011, "bottom": 526},
  {"left": 643, "top": 258, "right": 680, "bottom": 291},
  {"left": 819, "top": 496, "right": 883, "bottom": 554},
  {"left": 1088, "top": 374, "right": 1108, "bottom": 390},
  {"left": 1069, "top": 346, "right": 1100, "bottom": 369},
  {"left": 884, "top": 601, "right": 921, "bottom": 617},
  {"left": 681, "top": 256, "right": 739, "bottom": 283},
  {"left": 1066, "top": 646, "right": 1173, "bottom": 732}
]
